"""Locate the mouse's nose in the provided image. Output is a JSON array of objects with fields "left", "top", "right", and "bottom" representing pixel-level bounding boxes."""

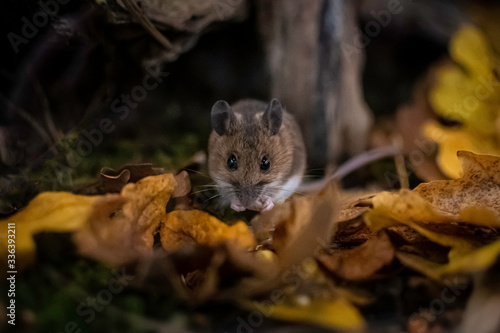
[
  {"left": 238, "top": 185, "right": 259, "bottom": 201},
  {"left": 235, "top": 185, "right": 275, "bottom": 212}
]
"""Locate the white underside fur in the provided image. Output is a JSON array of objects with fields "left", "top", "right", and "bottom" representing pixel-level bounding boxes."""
[{"left": 273, "top": 174, "right": 302, "bottom": 203}]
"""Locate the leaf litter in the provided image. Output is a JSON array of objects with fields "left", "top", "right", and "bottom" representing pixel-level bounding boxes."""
[{"left": 2, "top": 151, "right": 500, "bottom": 331}]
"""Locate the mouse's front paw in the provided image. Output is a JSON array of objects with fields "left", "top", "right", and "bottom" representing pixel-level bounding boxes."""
[
  {"left": 230, "top": 196, "right": 275, "bottom": 212},
  {"left": 230, "top": 200, "right": 247, "bottom": 212},
  {"left": 258, "top": 196, "right": 274, "bottom": 212}
]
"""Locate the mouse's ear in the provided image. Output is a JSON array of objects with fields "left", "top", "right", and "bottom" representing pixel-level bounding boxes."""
[
  {"left": 211, "top": 100, "right": 236, "bottom": 136},
  {"left": 263, "top": 99, "right": 283, "bottom": 135}
]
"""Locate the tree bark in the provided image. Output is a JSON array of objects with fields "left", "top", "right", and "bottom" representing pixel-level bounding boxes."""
[{"left": 257, "top": 0, "right": 373, "bottom": 171}]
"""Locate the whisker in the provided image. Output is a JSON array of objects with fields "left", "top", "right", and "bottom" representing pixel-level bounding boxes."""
[
  {"left": 197, "top": 184, "right": 219, "bottom": 187},
  {"left": 203, "top": 193, "right": 220, "bottom": 203},
  {"left": 260, "top": 185, "right": 307, "bottom": 197},
  {"left": 182, "top": 168, "right": 231, "bottom": 184},
  {"left": 181, "top": 168, "right": 214, "bottom": 180},
  {"left": 190, "top": 188, "right": 216, "bottom": 196},
  {"left": 263, "top": 185, "right": 295, "bottom": 191}
]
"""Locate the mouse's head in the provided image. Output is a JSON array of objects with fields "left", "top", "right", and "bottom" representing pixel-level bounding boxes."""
[{"left": 208, "top": 99, "right": 295, "bottom": 212}]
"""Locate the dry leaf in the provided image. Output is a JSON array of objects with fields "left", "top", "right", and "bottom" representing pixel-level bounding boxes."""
[
  {"left": 158, "top": 209, "right": 279, "bottom": 303},
  {"left": 366, "top": 151, "right": 500, "bottom": 228},
  {"left": 429, "top": 25, "right": 500, "bottom": 135},
  {"left": 414, "top": 151, "right": 500, "bottom": 226},
  {"left": 424, "top": 122, "right": 500, "bottom": 179},
  {"left": 333, "top": 218, "right": 375, "bottom": 248},
  {"left": 396, "top": 240, "right": 500, "bottom": 281},
  {"left": 251, "top": 184, "right": 339, "bottom": 262},
  {"left": 173, "top": 171, "right": 191, "bottom": 198},
  {"left": 364, "top": 152, "right": 500, "bottom": 280},
  {"left": 74, "top": 173, "right": 179, "bottom": 265},
  {"left": 0, "top": 192, "right": 99, "bottom": 270},
  {"left": 94, "top": 169, "right": 131, "bottom": 194},
  {"left": 246, "top": 297, "right": 365, "bottom": 331},
  {"left": 338, "top": 191, "right": 373, "bottom": 223},
  {"left": 77, "top": 163, "right": 165, "bottom": 195},
  {"left": 160, "top": 210, "right": 256, "bottom": 252},
  {"left": 365, "top": 190, "right": 453, "bottom": 227},
  {"left": 318, "top": 231, "right": 395, "bottom": 280},
  {"left": 231, "top": 184, "right": 367, "bottom": 331},
  {"left": 426, "top": 25, "right": 500, "bottom": 178}
]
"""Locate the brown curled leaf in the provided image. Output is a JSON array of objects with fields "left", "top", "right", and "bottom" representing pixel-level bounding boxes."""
[
  {"left": 365, "top": 152, "right": 500, "bottom": 228},
  {"left": 76, "top": 163, "right": 165, "bottom": 195},
  {"left": 364, "top": 152, "right": 500, "bottom": 280},
  {"left": 74, "top": 173, "right": 177, "bottom": 266},
  {"left": 173, "top": 170, "right": 192, "bottom": 198},
  {"left": 413, "top": 151, "right": 500, "bottom": 226},
  {"left": 318, "top": 231, "right": 395, "bottom": 280},
  {"left": 160, "top": 210, "right": 256, "bottom": 252}
]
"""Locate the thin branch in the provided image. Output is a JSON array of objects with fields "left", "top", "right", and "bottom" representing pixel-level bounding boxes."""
[{"left": 121, "top": 0, "right": 173, "bottom": 51}]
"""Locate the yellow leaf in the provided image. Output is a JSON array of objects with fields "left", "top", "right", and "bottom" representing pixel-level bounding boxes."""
[
  {"left": 395, "top": 251, "right": 447, "bottom": 281},
  {"left": 404, "top": 220, "right": 475, "bottom": 259},
  {"left": 122, "top": 173, "right": 178, "bottom": 249},
  {"left": 74, "top": 173, "right": 179, "bottom": 265},
  {"left": 367, "top": 190, "right": 453, "bottom": 223},
  {"left": 429, "top": 66, "right": 473, "bottom": 115},
  {"left": 160, "top": 210, "right": 256, "bottom": 252},
  {"left": 365, "top": 152, "right": 500, "bottom": 279},
  {"left": 363, "top": 210, "right": 399, "bottom": 232},
  {"left": 226, "top": 184, "right": 340, "bottom": 301},
  {"left": 427, "top": 25, "right": 500, "bottom": 173},
  {"left": 365, "top": 152, "right": 500, "bottom": 228},
  {"left": 414, "top": 151, "right": 500, "bottom": 226},
  {"left": 397, "top": 239, "right": 500, "bottom": 280},
  {"left": 245, "top": 298, "right": 365, "bottom": 330},
  {"left": 0, "top": 192, "right": 99, "bottom": 269},
  {"left": 366, "top": 191, "right": 484, "bottom": 257},
  {"left": 428, "top": 67, "right": 499, "bottom": 134},
  {"left": 424, "top": 122, "right": 500, "bottom": 178},
  {"left": 438, "top": 240, "right": 500, "bottom": 275},
  {"left": 450, "top": 25, "right": 492, "bottom": 78},
  {"left": 251, "top": 183, "right": 339, "bottom": 272}
]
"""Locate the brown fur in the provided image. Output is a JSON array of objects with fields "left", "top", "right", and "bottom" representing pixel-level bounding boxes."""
[{"left": 208, "top": 99, "right": 306, "bottom": 208}]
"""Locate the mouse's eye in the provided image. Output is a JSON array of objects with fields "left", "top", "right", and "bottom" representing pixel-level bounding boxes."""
[
  {"left": 260, "top": 156, "right": 270, "bottom": 172},
  {"left": 227, "top": 154, "right": 238, "bottom": 171}
]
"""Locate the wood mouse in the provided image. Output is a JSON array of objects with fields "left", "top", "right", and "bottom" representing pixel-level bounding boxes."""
[{"left": 208, "top": 99, "right": 306, "bottom": 212}]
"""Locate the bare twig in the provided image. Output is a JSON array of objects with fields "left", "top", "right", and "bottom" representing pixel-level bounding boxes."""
[{"left": 121, "top": 0, "right": 173, "bottom": 51}]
